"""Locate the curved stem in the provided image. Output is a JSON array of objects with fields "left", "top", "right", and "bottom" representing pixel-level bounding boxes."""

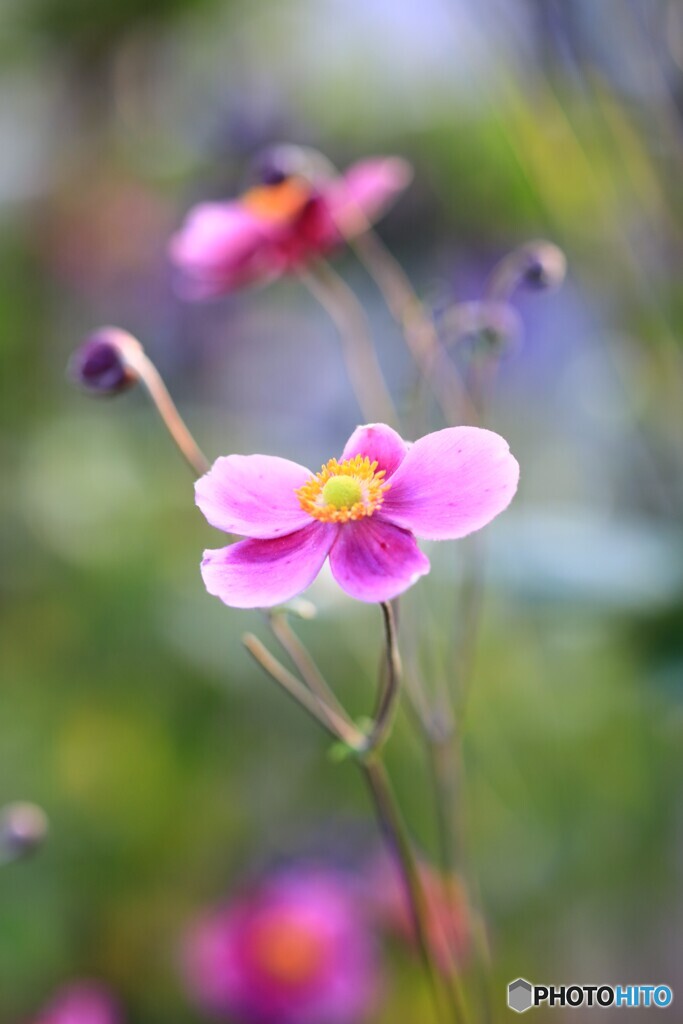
[
  {"left": 299, "top": 262, "right": 400, "bottom": 428},
  {"left": 122, "top": 345, "right": 210, "bottom": 477},
  {"left": 364, "top": 601, "right": 402, "bottom": 753}
]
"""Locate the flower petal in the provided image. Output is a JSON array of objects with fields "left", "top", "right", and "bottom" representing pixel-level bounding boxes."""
[
  {"left": 195, "top": 455, "right": 314, "bottom": 539},
  {"left": 169, "top": 201, "right": 274, "bottom": 298},
  {"left": 201, "top": 524, "right": 336, "bottom": 609},
  {"left": 333, "top": 157, "right": 413, "bottom": 233},
  {"left": 381, "top": 426, "right": 519, "bottom": 540},
  {"left": 329, "top": 519, "right": 429, "bottom": 603},
  {"left": 340, "top": 423, "right": 409, "bottom": 479}
]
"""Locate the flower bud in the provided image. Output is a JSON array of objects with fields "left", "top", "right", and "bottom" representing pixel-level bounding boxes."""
[
  {"left": 68, "top": 327, "right": 142, "bottom": 396},
  {"left": 517, "top": 240, "right": 567, "bottom": 291},
  {"left": 0, "top": 802, "right": 48, "bottom": 863},
  {"left": 251, "top": 144, "right": 334, "bottom": 188},
  {"left": 487, "top": 240, "right": 567, "bottom": 301},
  {"left": 441, "top": 300, "right": 522, "bottom": 353}
]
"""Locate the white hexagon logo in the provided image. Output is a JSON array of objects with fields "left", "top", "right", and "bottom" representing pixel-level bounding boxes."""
[{"left": 508, "top": 978, "right": 534, "bottom": 1013}]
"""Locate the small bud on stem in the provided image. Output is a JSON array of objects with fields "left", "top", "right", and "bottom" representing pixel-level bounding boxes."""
[
  {"left": 68, "top": 327, "right": 210, "bottom": 477},
  {"left": 486, "top": 240, "right": 567, "bottom": 302},
  {"left": 69, "top": 328, "right": 142, "bottom": 395}
]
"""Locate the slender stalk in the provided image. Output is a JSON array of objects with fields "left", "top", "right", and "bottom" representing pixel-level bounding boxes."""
[
  {"left": 362, "top": 758, "right": 467, "bottom": 1024},
  {"left": 350, "top": 229, "right": 476, "bottom": 425},
  {"left": 244, "top": 613, "right": 465, "bottom": 1022},
  {"left": 364, "top": 601, "right": 402, "bottom": 754},
  {"left": 267, "top": 612, "right": 351, "bottom": 725},
  {"left": 121, "top": 344, "right": 210, "bottom": 477},
  {"left": 299, "top": 262, "right": 400, "bottom": 428},
  {"left": 242, "top": 633, "right": 362, "bottom": 748}
]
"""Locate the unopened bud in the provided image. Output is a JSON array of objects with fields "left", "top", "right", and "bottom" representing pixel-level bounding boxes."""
[
  {"left": 251, "top": 144, "right": 334, "bottom": 188},
  {"left": 441, "top": 300, "right": 521, "bottom": 353},
  {"left": 68, "top": 327, "right": 143, "bottom": 396},
  {"left": 517, "top": 241, "right": 567, "bottom": 291},
  {"left": 0, "top": 802, "right": 48, "bottom": 863},
  {"left": 488, "top": 240, "right": 567, "bottom": 300}
]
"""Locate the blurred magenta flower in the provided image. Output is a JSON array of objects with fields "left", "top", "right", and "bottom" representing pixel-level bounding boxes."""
[
  {"left": 183, "top": 869, "right": 379, "bottom": 1024},
  {"left": 196, "top": 422, "right": 519, "bottom": 607},
  {"left": 169, "top": 157, "right": 411, "bottom": 299},
  {"left": 33, "top": 982, "right": 121, "bottom": 1024}
]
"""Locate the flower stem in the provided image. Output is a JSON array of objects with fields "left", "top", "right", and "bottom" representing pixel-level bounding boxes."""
[
  {"left": 121, "top": 343, "right": 210, "bottom": 477},
  {"left": 299, "top": 261, "right": 400, "bottom": 428},
  {"left": 349, "top": 229, "right": 475, "bottom": 425},
  {"left": 267, "top": 612, "right": 351, "bottom": 725},
  {"left": 364, "top": 601, "right": 402, "bottom": 754},
  {"left": 361, "top": 757, "right": 467, "bottom": 1024},
  {"left": 242, "top": 633, "right": 362, "bottom": 748}
]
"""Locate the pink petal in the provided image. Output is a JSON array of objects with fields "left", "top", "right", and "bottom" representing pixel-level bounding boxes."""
[
  {"left": 331, "top": 157, "right": 413, "bottom": 234},
  {"left": 329, "top": 519, "right": 429, "bottom": 603},
  {"left": 340, "top": 423, "right": 409, "bottom": 479},
  {"left": 381, "top": 427, "right": 519, "bottom": 541},
  {"left": 169, "top": 201, "right": 274, "bottom": 298},
  {"left": 201, "top": 524, "right": 336, "bottom": 609},
  {"left": 195, "top": 455, "right": 314, "bottom": 539}
]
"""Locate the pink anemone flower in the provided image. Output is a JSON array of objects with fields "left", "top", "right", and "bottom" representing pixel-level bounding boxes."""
[
  {"left": 196, "top": 423, "right": 519, "bottom": 608},
  {"left": 169, "top": 157, "right": 412, "bottom": 299},
  {"left": 182, "top": 868, "right": 379, "bottom": 1024}
]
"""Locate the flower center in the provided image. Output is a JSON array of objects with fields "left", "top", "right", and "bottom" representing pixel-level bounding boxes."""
[
  {"left": 296, "top": 454, "right": 390, "bottom": 524},
  {"left": 251, "top": 917, "right": 325, "bottom": 986},
  {"left": 242, "top": 178, "right": 312, "bottom": 223}
]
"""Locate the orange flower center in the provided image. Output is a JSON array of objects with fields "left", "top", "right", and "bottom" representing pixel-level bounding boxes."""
[
  {"left": 242, "top": 178, "right": 312, "bottom": 223},
  {"left": 251, "top": 918, "right": 324, "bottom": 985},
  {"left": 296, "top": 455, "right": 390, "bottom": 524}
]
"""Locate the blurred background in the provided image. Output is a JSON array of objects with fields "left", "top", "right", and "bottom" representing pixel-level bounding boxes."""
[{"left": 1, "top": 0, "right": 683, "bottom": 1020}]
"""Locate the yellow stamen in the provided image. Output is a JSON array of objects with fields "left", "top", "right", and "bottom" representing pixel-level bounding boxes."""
[
  {"left": 242, "top": 178, "right": 312, "bottom": 222},
  {"left": 296, "top": 454, "right": 390, "bottom": 524}
]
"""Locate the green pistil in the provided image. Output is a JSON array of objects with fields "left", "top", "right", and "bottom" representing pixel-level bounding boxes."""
[{"left": 322, "top": 476, "right": 363, "bottom": 509}]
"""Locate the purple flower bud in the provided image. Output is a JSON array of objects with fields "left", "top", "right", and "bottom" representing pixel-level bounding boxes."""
[
  {"left": 69, "top": 328, "right": 142, "bottom": 396},
  {"left": 518, "top": 241, "right": 567, "bottom": 291},
  {"left": 0, "top": 802, "right": 48, "bottom": 862},
  {"left": 442, "top": 300, "right": 522, "bottom": 352},
  {"left": 250, "top": 144, "right": 334, "bottom": 188},
  {"left": 487, "top": 240, "right": 567, "bottom": 301}
]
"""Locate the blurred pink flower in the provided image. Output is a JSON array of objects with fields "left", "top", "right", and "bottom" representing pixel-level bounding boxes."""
[
  {"left": 32, "top": 982, "right": 121, "bottom": 1024},
  {"left": 169, "top": 157, "right": 412, "bottom": 298},
  {"left": 196, "top": 422, "right": 519, "bottom": 607},
  {"left": 183, "top": 868, "right": 379, "bottom": 1024}
]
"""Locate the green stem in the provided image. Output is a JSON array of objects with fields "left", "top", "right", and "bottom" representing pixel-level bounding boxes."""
[
  {"left": 299, "top": 261, "right": 400, "bottom": 429},
  {"left": 242, "top": 633, "right": 362, "bottom": 748},
  {"left": 122, "top": 343, "right": 210, "bottom": 477}
]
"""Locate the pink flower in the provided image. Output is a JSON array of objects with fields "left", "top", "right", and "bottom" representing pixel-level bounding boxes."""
[
  {"left": 32, "top": 982, "right": 121, "bottom": 1024},
  {"left": 182, "top": 869, "right": 379, "bottom": 1024},
  {"left": 196, "top": 423, "right": 519, "bottom": 608},
  {"left": 169, "top": 157, "right": 412, "bottom": 299}
]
